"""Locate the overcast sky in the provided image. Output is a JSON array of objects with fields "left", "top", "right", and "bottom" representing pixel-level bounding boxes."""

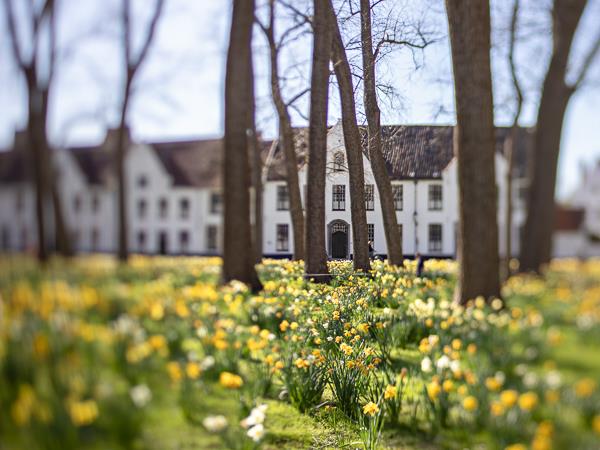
[{"left": 0, "top": 0, "right": 598, "bottom": 200}]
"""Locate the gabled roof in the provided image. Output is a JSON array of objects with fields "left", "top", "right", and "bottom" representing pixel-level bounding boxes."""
[
  {"left": 0, "top": 149, "right": 30, "bottom": 184},
  {"left": 69, "top": 146, "right": 113, "bottom": 185},
  {"left": 377, "top": 125, "right": 454, "bottom": 180},
  {"left": 1, "top": 125, "right": 533, "bottom": 187},
  {"left": 263, "top": 128, "right": 309, "bottom": 181},
  {"left": 151, "top": 139, "right": 223, "bottom": 188}
]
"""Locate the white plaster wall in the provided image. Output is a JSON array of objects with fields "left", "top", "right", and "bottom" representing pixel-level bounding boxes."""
[{"left": 0, "top": 184, "right": 36, "bottom": 251}]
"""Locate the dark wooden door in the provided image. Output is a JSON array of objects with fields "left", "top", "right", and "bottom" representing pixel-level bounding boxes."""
[
  {"left": 331, "top": 230, "right": 347, "bottom": 259},
  {"left": 158, "top": 232, "right": 168, "bottom": 255}
]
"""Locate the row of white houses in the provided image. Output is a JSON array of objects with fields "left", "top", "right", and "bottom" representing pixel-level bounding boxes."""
[{"left": 0, "top": 120, "right": 545, "bottom": 259}]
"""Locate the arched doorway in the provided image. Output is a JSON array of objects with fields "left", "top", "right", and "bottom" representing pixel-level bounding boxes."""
[{"left": 328, "top": 220, "right": 349, "bottom": 259}]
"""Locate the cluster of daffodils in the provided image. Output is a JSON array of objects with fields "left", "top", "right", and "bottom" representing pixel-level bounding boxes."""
[{"left": 1, "top": 255, "right": 599, "bottom": 449}]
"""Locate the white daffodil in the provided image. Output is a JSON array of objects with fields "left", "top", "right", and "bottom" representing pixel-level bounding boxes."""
[{"left": 421, "top": 356, "right": 433, "bottom": 373}]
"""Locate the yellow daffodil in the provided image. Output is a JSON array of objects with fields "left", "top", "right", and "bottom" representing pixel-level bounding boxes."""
[
  {"left": 363, "top": 402, "right": 379, "bottom": 416},
  {"left": 384, "top": 385, "right": 397, "bottom": 400}
]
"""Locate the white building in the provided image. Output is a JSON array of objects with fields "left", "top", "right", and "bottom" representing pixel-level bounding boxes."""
[
  {"left": 0, "top": 122, "right": 531, "bottom": 259},
  {"left": 553, "top": 161, "right": 600, "bottom": 258}
]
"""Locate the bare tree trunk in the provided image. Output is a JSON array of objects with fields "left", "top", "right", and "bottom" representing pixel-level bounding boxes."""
[
  {"left": 304, "top": 0, "right": 331, "bottom": 283},
  {"left": 116, "top": 0, "right": 164, "bottom": 262},
  {"left": 222, "top": 0, "right": 262, "bottom": 292},
  {"left": 250, "top": 135, "right": 263, "bottom": 264},
  {"left": 503, "top": 0, "right": 523, "bottom": 281},
  {"left": 4, "top": 0, "right": 73, "bottom": 263},
  {"left": 328, "top": 2, "right": 370, "bottom": 273},
  {"left": 116, "top": 79, "right": 131, "bottom": 262},
  {"left": 52, "top": 180, "right": 73, "bottom": 256},
  {"left": 520, "top": 0, "right": 587, "bottom": 273},
  {"left": 446, "top": 0, "right": 500, "bottom": 304},
  {"left": 27, "top": 100, "right": 49, "bottom": 263},
  {"left": 248, "top": 50, "right": 263, "bottom": 264},
  {"left": 260, "top": 0, "right": 305, "bottom": 260},
  {"left": 503, "top": 130, "right": 515, "bottom": 281},
  {"left": 359, "top": 0, "right": 402, "bottom": 266}
]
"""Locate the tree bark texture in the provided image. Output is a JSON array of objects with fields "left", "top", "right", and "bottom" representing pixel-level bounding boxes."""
[
  {"left": 222, "top": 0, "right": 262, "bottom": 291},
  {"left": 263, "top": 0, "right": 305, "bottom": 260},
  {"left": 359, "top": 0, "right": 403, "bottom": 266},
  {"left": 248, "top": 50, "right": 263, "bottom": 264},
  {"left": 520, "top": 0, "right": 587, "bottom": 273},
  {"left": 328, "top": 1, "right": 371, "bottom": 273},
  {"left": 446, "top": 0, "right": 500, "bottom": 303},
  {"left": 305, "top": 0, "right": 332, "bottom": 282},
  {"left": 116, "top": 75, "right": 132, "bottom": 262}
]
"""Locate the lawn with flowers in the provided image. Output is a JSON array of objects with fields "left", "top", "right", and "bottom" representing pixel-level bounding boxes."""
[{"left": 1, "top": 256, "right": 599, "bottom": 449}]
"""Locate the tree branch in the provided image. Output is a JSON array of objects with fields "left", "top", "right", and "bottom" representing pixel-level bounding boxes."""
[
  {"left": 132, "top": 0, "right": 165, "bottom": 71},
  {"left": 3, "top": 0, "right": 27, "bottom": 71},
  {"left": 571, "top": 32, "right": 600, "bottom": 90},
  {"left": 508, "top": 0, "right": 523, "bottom": 127}
]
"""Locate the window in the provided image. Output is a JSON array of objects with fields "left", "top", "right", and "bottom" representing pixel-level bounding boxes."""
[
  {"left": 73, "top": 194, "right": 82, "bottom": 213},
  {"left": 179, "top": 230, "right": 189, "bottom": 253},
  {"left": 333, "top": 151, "right": 345, "bottom": 171},
  {"left": 137, "top": 231, "right": 146, "bottom": 251},
  {"left": 276, "top": 224, "right": 289, "bottom": 251},
  {"left": 137, "top": 175, "right": 148, "bottom": 188},
  {"left": 137, "top": 199, "right": 147, "bottom": 219},
  {"left": 393, "top": 184, "right": 403, "bottom": 210},
  {"left": 91, "top": 194, "right": 100, "bottom": 213},
  {"left": 428, "top": 224, "right": 442, "bottom": 252},
  {"left": 276, "top": 185, "right": 289, "bottom": 211},
  {"left": 159, "top": 198, "right": 168, "bottom": 218},
  {"left": 210, "top": 192, "right": 222, "bottom": 214},
  {"left": 180, "top": 198, "right": 190, "bottom": 219},
  {"left": 332, "top": 184, "right": 346, "bottom": 210},
  {"left": 428, "top": 185, "right": 443, "bottom": 210},
  {"left": 206, "top": 225, "right": 218, "bottom": 251},
  {"left": 91, "top": 228, "right": 99, "bottom": 251},
  {"left": 365, "top": 184, "right": 375, "bottom": 210},
  {"left": 367, "top": 224, "right": 375, "bottom": 245}
]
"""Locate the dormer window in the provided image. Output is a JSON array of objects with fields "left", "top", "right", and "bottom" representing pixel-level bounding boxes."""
[
  {"left": 137, "top": 175, "right": 148, "bottom": 188},
  {"left": 333, "top": 151, "right": 345, "bottom": 172}
]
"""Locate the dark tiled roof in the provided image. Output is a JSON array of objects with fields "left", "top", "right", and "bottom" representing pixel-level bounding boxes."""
[
  {"left": 0, "top": 131, "right": 32, "bottom": 184},
  {"left": 69, "top": 146, "right": 113, "bottom": 185},
  {"left": 264, "top": 128, "right": 309, "bottom": 181},
  {"left": 151, "top": 139, "right": 223, "bottom": 188},
  {"left": 555, "top": 206, "right": 584, "bottom": 231},
  {"left": 0, "top": 149, "right": 30, "bottom": 184},
  {"left": 1, "top": 125, "right": 534, "bottom": 187},
  {"left": 376, "top": 125, "right": 454, "bottom": 179}
]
